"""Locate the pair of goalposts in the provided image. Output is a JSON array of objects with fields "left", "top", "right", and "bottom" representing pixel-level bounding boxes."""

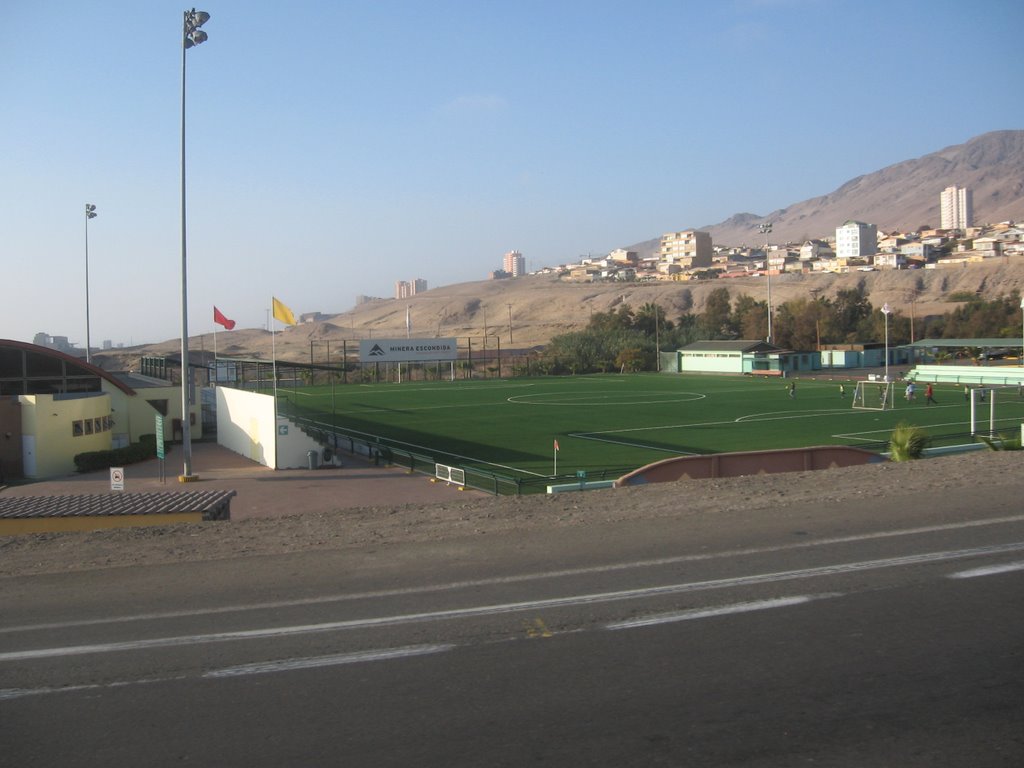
[{"left": 851, "top": 379, "right": 1021, "bottom": 436}]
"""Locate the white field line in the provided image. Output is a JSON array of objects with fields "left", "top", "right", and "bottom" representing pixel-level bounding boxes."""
[
  {"left": 506, "top": 391, "right": 706, "bottom": 406},
  {"left": 570, "top": 407, "right": 864, "bottom": 453}
]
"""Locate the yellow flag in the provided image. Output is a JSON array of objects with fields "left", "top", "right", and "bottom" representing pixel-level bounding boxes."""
[{"left": 272, "top": 296, "right": 296, "bottom": 325}]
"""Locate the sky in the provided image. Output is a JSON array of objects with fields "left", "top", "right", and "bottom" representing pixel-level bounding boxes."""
[{"left": 3, "top": 0, "right": 1023, "bottom": 348}]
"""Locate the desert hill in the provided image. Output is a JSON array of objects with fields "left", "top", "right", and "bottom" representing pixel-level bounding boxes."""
[
  {"left": 91, "top": 131, "right": 1024, "bottom": 369},
  {"left": 94, "top": 259, "right": 1024, "bottom": 370},
  {"left": 626, "top": 130, "right": 1024, "bottom": 258}
]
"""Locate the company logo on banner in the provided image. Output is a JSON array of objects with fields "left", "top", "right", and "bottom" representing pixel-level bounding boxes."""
[{"left": 359, "top": 338, "right": 458, "bottom": 362}]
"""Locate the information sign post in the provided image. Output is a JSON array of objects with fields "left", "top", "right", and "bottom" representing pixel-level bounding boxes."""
[{"left": 155, "top": 414, "right": 166, "bottom": 483}]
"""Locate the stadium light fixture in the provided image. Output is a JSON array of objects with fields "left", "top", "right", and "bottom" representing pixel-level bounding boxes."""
[
  {"left": 84, "top": 204, "right": 97, "bottom": 364},
  {"left": 179, "top": 7, "right": 210, "bottom": 481}
]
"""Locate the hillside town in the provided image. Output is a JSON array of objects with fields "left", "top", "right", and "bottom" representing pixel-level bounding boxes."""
[{"left": 508, "top": 185, "right": 1024, "bottom": 284}]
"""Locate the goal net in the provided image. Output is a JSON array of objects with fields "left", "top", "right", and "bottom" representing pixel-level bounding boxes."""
[
  {"left": 969, "top": 384, "right": 1024, "bottom": 438},
  {"left": 852, "top": 380, "right": 894, "bottom": 410}
]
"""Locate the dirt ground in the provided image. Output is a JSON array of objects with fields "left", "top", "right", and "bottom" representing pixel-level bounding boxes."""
[{"left": 2, "top": 448, "right": 1020, "bottom": 578}]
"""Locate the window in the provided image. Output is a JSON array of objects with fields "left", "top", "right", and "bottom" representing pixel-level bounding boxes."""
[
  {"left": 83, "top": 419, "right": 93, "bottom": 435},
  {"left": 73, "top": 420, "right": 84, "bottom": 437}
]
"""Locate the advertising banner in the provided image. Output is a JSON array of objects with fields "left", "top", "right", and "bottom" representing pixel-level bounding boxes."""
[{"left": 359, "top": 338, "right": 458, "bottom": 362}]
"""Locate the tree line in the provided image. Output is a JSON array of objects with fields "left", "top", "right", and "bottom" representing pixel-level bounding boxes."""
[{"left": 537, "top": 284, "right": 1023, "bottom": 375}]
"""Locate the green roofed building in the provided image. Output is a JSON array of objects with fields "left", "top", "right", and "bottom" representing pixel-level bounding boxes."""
[{"left": 677, "top": 340, "right": 820, "bottom": 376}]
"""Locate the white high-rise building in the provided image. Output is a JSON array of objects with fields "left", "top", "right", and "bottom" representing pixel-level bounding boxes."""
[
  {"left": 835, "top": 220, "right": 877, "bottom": 261},
  {"left": 940, "top": 185, "right": 973, "bottom": 230},
  {"left": 394, "top": 278, "right": 428, "bottom": 299},
  {"left": 503, "top": 250, "right": 525, "bottom": 277}
]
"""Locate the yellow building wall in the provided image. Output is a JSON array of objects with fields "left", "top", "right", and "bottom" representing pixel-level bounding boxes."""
[
  {"left": 103, "top": 383, "right": 201, "bottom": 445},
  {"left": 20, "top": 393, "right": 113, "bottom": 479}
]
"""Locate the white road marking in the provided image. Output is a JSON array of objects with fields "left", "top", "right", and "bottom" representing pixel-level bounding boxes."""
[
  {"left": 6, "top": 515, "right": 1024, "bottom": 636},
  {"left": 605, "top": 594, "right": 838, "bottom": 630},
  {"left": 948, "top": 561, "right": 1024, "bottom": 579},
  {"left": 4, "top": 541, "right": 1023, "bottom": 664},
  {"left": 205, "top": 644, "right": 454, "bottom": 678}
]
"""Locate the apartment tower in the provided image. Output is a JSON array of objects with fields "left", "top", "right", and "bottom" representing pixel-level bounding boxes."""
[
  {"left": 503, "top": 250, "right": 525, "bottom": 277},
  {"left": 658, "top": 230, "right": 713, "bottom": 269},
  {"left": 835, "top": 220, "right": 878, "bottom": 260},
  {"left": 940, "top": 185, "right": 973, "bottom": 230}
]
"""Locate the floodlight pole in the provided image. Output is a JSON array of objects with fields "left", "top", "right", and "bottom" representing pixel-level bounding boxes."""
[
  {"left": 759, "top": 223, "right": 773, "bottom": 343},
  {"left": 179, "top": 7, "right": 210, "bottom": 481},
  {"left": 882, "top": 302, "right": 892, "bottom": 383},
  {"left": 1020, "top": 297, "right": 1024, "bottom": 365},
  {"left": 84, "top": 204, "right": 97, "bottom": 363}
]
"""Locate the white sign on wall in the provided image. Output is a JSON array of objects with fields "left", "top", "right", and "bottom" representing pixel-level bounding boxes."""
[{"left": 359, "top": 338, "right": 458, "bottom": 362}]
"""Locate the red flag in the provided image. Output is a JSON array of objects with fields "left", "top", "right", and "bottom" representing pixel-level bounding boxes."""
[
  {"left": 213, "top": 306, "right": 236, "bottom": 330},
  {"left": 554, "top": 439, "right": 560, "bottom": 452}
]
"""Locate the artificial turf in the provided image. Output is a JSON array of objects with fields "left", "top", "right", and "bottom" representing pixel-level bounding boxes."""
[{"left": 278, "top": 373, "right": 1022, "bottom": 482}]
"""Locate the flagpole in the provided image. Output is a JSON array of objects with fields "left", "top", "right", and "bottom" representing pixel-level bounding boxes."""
[
  {"left": 271, "top": 299, "right": 278, "bottom": 403},
  {"left": 271, "top": 299, "right": 278, "bottom": 470},
  {"left": 554, "top": 441, "right": 557, "bottom": 475}
]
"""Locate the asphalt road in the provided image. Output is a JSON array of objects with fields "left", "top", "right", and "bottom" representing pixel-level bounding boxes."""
[{"left": 2, "top": 491, "right": 1023, "bottom": 767}]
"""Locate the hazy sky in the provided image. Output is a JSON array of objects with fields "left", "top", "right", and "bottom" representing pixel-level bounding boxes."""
[{"left": 4, "top": 0, "right": 1023, "bottom": 347}]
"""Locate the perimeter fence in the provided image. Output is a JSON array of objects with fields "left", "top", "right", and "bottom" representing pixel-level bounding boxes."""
[{"left": 283, "top": 408, "right": 632, "bottom": 496}]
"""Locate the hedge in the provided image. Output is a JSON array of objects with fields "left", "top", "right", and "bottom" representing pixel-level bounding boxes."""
[{"left": 74, "top": 433, "right": 158, "bottom": 473}]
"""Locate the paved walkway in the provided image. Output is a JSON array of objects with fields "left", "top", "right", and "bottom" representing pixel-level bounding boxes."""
[{"left": 1, "top": 443, "right": 479, "bottom": 521}]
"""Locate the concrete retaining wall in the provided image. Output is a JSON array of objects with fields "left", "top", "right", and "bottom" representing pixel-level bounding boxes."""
[{"left": 615, "top": 445, "right": 884, "bottom": 486}]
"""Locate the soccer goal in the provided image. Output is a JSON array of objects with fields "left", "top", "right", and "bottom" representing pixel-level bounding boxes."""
[
  {"left": 852, "top": 380, "right": 895, "bottom": 410},
  {"left": 969, "top": 384, "right": 1024, "bottom": 437}
]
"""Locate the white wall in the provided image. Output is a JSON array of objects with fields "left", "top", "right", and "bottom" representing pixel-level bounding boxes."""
[
  {"left": 216, "top": 387, "right": 276, "bottom": 468},
  {"left": 215, "top": 386, "right": 339, "bottom": 469},
  {"left": 274, "top": 415, "right": 337, "bottom": 469},
  {"left": 679, "top": 351, "right": 744, "bottom": 374}
]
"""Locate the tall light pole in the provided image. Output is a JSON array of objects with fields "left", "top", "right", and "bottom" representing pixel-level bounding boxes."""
[
  {"left": 84, "top": 204, "right": 97, "bottom": 363},
  {"left": 758, "top": 223, "right": 773, "bottom": 343},
  {"left": 179, "top": 7, "right": 210, "bottom": 481},
  {"left": 882, "top": 302, "right": 892, "bottom": 384},
  {"left": 507, "top": 303, "right": 513, "bottom": 345}
]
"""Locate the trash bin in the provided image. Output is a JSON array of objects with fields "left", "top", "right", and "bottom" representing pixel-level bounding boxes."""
[{"left": 307, "top": 450, "right": 319, "bottom": 470}]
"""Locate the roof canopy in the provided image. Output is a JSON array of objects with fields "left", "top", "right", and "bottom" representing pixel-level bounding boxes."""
[
  {"left": 907, "top": 338, "right": 1024, "bottom": 349},
  {"left": 681, "top": 340, "right": 784, "bottom": 354}
]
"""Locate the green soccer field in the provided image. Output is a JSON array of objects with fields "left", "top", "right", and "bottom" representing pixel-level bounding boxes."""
[{"left": 278, "top": 374, "right": 1024, "bottom": 484}]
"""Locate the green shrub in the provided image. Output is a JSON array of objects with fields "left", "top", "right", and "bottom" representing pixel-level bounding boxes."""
[
  {"left": 978, "top": 432, "right": 1023, "bottom": 451},
  {"left": 74, "top": 438, "right": 158, "bottom": 473},
  {"left": 945, "top": 291, "right": 980, "bottom": 303},
  {"left": 889, "top": 422, "right": 929, "bottom": 461}
]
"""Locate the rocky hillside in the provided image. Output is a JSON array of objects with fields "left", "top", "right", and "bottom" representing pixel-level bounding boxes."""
[
  {"left": 626, "top": 130, "right": 1024, "bottom": 256},
  {"left": 91, "top": 131, "right": 1024, "bottom": 370},
  {"left": 93, "top": 259, "right": 1024, "bottom": 370},
  {"left": 705, "top": 130, "right": 1024, "bottom": 245}
]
